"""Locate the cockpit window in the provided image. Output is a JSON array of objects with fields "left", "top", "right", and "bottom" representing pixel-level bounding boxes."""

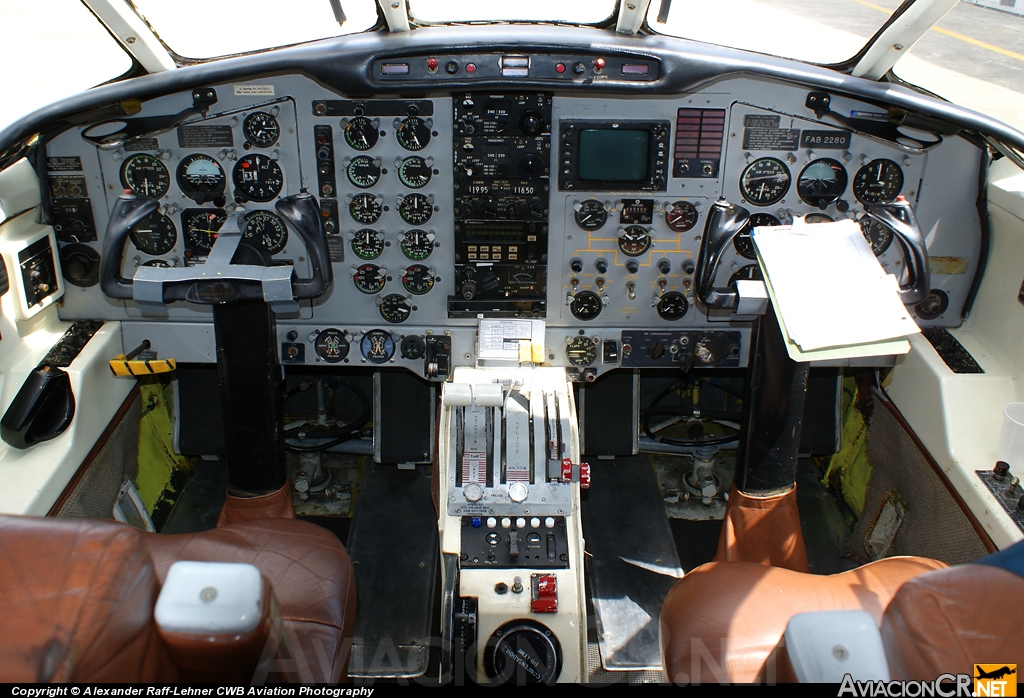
[
  {"left": 892, "top": 2, "right": 1024, "bottom": 132},
  {"left": 408, "top": 0, "right": 615, "bottom": 25},
  {"left": 128, "top": 0, "right": 379, "bottom": 60},
  {"left": 646, "top": 0, "right": 900, "bottom": 66},
  {"left": 0, "top": 0, "right": 133, "bottom": 133}
]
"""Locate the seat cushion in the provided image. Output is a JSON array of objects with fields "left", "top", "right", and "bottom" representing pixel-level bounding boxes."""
[
  {"left": 143, "top": 519, "right": 356, "bottom": 682},
  {"left": 882, "top": 563, "right": 1024, "bottom": 680},
  {"left": 0, "top": 516, "right": 177, "bottom": 682},
  {"left": 660, "top": 557, "right": 946, "bottom": 683}
]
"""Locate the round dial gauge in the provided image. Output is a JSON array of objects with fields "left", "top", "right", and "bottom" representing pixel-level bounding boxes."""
[
  {"left": 402, "top": 264, "right": 434, "bottom": 295},
  {"left": 349, "top": 194, "right": 382, "bottom": 224},
  {"left": 397, "top": 156, "right": 432, "bottom": 188},
  {"left": 574, "top": 200, "right": 608, "bottom": 231},
  {"left": 804, "top": 213, "right": 834, "bottom": 224},
  {"left": 176, "top": 153, "right": 225, "bottom": 204},
  {"left": 853, "top": 158, "right": 904, "bottom": 204},
  {"left": 242, "top": 210, "right": 288, "bottom": 255},
  {"left": 566, "top": 336, "right": 597, "bottom": 367},
  {"left": 400, "top": 229, "right": 434, "bottom": 260},
  {"left": 729, "top": 264, "right": 763, "bottom": 286},
  {"left": 130, "top": 213, "right": 177, "bottom": 255},
  {"left": 396, "top": 116, "right": 431, "bottom": 151},
  {"left": 860, "top": 218, "right": 894, "bottom": 256},
  {"left": 734, "top": 213, "right": 781, "bottom": 260},
  {"left": 797, "top": 158, "right": 848, "bottom": 208},
  {"left": 351, "top": 228, "right": 384, "bottom": 259},
  {"left": 344, "top": 116, "right": 379, "bottom": 151},
  {"left": 378, "top": 294, "right": 412, "bottom": 324},
  {"left": 739, "top": 157, "right": 790, "bottom": 207},
  {"left": 656, "top": 291, "right": 689, "bottom": 321},
  {"left": 243, "top": 111, "right": 280, "bottom": 148},
  {"left": 181, "top": 208, "right": 226, "bottom": 254},
  {"left": 233, "top": 154, "right": 284, "bottom": 202},
  {"left": 618, "top": 226, "right": 652, "bottom": 257},
  {"left": 399, "top": 194, "right": 433, "bottom": 225},
  {"left": 353, "top": 264, "right": 386, "bottom": 294},
  {"left": 314, "top": 328, "right": 349, "bottom": 363},
  {"left": 361, "top": 329, "right": 395, "bottom": 363},
  {"left": 142, "top": 259, "right": 171, "bottom": 268},
  {"left": 570, "top": 290, "right": 603, "bottom": 321},
  {"left": 665, "top": 201, "right": 699, "bottom": 233},
  {"left": 346, "top": 156, "right": 381, "bottom": 189},
  {"left": 120, "top": 153, "right": 170, "bottom": 198}
]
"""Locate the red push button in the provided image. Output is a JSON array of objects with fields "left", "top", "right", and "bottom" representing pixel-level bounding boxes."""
[
  {"left": 427, "top": 57, "right": 438, "bottom": 71},
  {"left": 531, "top": 574, "right": 557, "bottom": 613},
  {"left": 555, "top": 63, "right": 566, "bottom": 74}
]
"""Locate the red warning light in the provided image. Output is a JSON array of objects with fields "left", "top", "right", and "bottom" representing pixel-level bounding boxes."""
[{"left": 427, "top": 57, "right": 438, "bottom": 71}]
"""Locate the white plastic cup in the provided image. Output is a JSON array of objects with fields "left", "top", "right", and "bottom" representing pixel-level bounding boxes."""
[{"left": 996, "top": 402, "right": 1024, "bottom": 470}]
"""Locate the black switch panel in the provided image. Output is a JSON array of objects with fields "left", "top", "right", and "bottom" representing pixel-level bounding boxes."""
[
  {"left": 18, "top": 237, "right": 59, "bottom": 309},
  {"left": 460, "top": 515, "right": 569, "bottom": 569}
]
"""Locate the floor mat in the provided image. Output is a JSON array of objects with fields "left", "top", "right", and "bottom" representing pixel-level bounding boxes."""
[
  {"left": 160, "top": 459, "right": 227, "bottom": 533},
  {"left": 346, "top": 461, "right": 438, "bottom": 678},
  {"left": 582, "top": 455, "right": 684, "bottom": 671},
  {"left": 668, "top": 518, "right": 722, "bottom": 573}
]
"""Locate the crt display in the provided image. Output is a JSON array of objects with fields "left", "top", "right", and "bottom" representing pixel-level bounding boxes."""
[{"left": 578, "top": 129, "right": 649, "bottom": 182}]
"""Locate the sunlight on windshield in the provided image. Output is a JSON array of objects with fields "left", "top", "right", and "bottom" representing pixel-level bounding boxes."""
[
  {"left": 647, "top": 0, "right": 896, "bottom": 65},
  {"left": 0, "top": 0, "right": 132, "bottom": 134},
  {"left": 131, "top": 0, "right": 379, "bottom": 59},
  {"left": 409, "top": 0, "right": 614, "bottom": 24}
]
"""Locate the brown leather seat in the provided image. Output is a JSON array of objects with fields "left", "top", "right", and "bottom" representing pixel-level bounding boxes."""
[
  {"left": 660, "top": 553, "right": 1024, "bottom": 683},
  {"left": 0, "top": 515, "right": 356, "bottom": 683}
]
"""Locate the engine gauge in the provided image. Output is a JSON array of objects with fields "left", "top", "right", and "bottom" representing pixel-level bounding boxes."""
[
  {"left": 619, "top": 199, "right": 654, "bottom": 225},
  {"left": 353, "top": 264, "right": 386, "bottom": 294},
  {"left": 400, "top": 229, "right": 434, "bottom": 260},
  {"left": 120, "top": 153, "right": 170, "bottom": 198},
  {"left": 399, "top": 193, "right": 433, "bottom": 225},
  {"left": 860, "top": 218, "right": 894, "bottom": 256},
  {"left": 618, "top": 226, "right": 652, "bottom": 257},
  {"left": 181, "top": 208, "right": 226, "bottom": 254},
  {"left": 853, "top": 158, "right": 903, "bottom": 204},
  {"left": 656, "top": 291, "right": 689, "bottom": 321},
  {"left": 570, "top": 290, "right": 603, "bottom": 321},
  {"left": 351, "top": 228, "right": 384, "bottom": 259},
  {"left": 574, "top": 200, "right": 608, "bottom": 231},
  {"left": 803, "top": 213, "right": 834, "bottom": 224},
  {"left": 734, "top": 213, "right": 780, "bottom": 260},
  {"left": 798, "top": 158, "right": 847, "bottom": 209},
  {"left": 346, "top": 156, "right": 381, "bottom": 189},
  {"left": 142, "top": 259, "right": 172, "bottom": 268},
  {"left": 397, "top": 156, "right": 432, "bottom": 189},
  {"left": 729, "top": 264, "right": 763, "bottom": 286},
  {"left": 242, "top": 210, "right": 288, "bottom": 255},
  {"left": 665, "top": 201, "right": 698, "bottom": 233},
  {"left": 739, "top": 157, "right": 790, "bottom": 207},
  {"left": 350, "top": 194, "right": 383, "bottom": 224},
  {"left": 396, "top": 116, "right": 431, "bottom": 151},
  {"left": 361, "top": 329, "right": 396, "bottom": 363},
  {"left": 344, "top": 116, "right": 379, "bottom": 151},
  {"left": 243, "top": 111, "right": 280, "bottom": 148},
  {"left": 314, "top": 328, "right": 350, "bottom": 363},
  {"left": 130, "top": 213, "right": 177, "bottom": 255},
  {"left": 402, "top": 264, "right": 434, "bottom": 295},
  {"left": 233, "top": 154, "right": 284, "bottom": 202},
  {"left": 378, "top": 294, "right": 412, "bottom": 324},
  {"left": 177, "top": 154, "right": 225, "bottom": 204},
  {"left": 566, "top": 336, "right": 597, "bottom": 367}
]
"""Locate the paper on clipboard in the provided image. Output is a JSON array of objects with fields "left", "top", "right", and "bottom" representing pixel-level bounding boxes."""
[{"left": 752, "top": 218, "right": 918, "bottom": 358}]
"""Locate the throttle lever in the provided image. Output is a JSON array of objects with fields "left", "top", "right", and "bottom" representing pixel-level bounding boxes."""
[
  {"left": 276, "top": 191, "right": 333, "bottom": 299},
  {"left": 99, "top": 193, "right": 160, "bottom": 300},
  {"left": 695, "top": 198, "right": 750, "bottom": 309},
  {"left": 865, "top": 197, "right": 930, "bottom": 305}
]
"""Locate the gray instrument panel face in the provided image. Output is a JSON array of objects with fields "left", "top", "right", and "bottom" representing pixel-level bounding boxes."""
[{"left": 47, "top": 74, "right": 982, "bottom": 378}]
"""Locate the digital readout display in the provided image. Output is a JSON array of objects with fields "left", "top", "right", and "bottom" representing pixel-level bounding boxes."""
[{"left": 578, "top": 129, "right": 649, "bottom": 182}]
